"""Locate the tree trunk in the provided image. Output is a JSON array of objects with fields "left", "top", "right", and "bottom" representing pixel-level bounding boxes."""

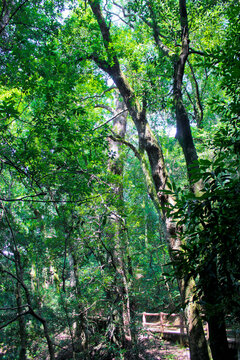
[
  {"left": 188, "top": 61, "right": 204, "bottom": 128},
  {"left": 173, "top": 2, "right": 230, "bottom": 358},
  {"left": 180, "top": 277, "right": 209, "bottom": 360},
  {"left": 71, "top": 252, "right": 88, "bottom": 355},
  {"left": 87, "top": 2, "right": 209, "bottom": 359},
  {"left": 12, "top": 237, "right": 27, "bottom": 360},
  {"left": 15, "top": 261, "right": 27, "bottom": 360},
  {"left": 173, "top": 0, "right": 200, "bottom": 189},
  {"left": 207, "top": 314, "right": 231, "bottom": 360},
  {"left": 107, "top": 96, "right": 132, "bottom": 349},
  {"left": 200, "top": 264, "right": 232, "bottom": 360}
]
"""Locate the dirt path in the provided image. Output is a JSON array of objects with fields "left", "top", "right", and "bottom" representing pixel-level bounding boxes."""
[{"left": 139, "top": 334, "right": 190, "bottom": 360}]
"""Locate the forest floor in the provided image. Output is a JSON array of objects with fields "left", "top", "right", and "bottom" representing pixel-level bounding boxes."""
[
  {"left": 32, "top": 331, "right": 190, "bottom": 360},
  {"left": 138, "top": 334, "right": 190, "bottom": 360},
  {"left": 53, "top": 332, "right": 191, "bottom": 360}
]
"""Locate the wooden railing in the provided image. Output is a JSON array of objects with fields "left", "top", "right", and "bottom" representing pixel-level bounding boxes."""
[
  {"left": 142, "top": 312, "right": 240, "bottom": 360},
  {"left": 142, "top": 312, "right": 186, "bottom": 335},
  {"left": 142, "top": 313, "right": 240, "bottom": 350}
]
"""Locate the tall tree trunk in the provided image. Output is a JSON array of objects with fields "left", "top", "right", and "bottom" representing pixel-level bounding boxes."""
[
  {"left": 173, "top": 1, "right": 230, "bottom": 358},
  {"left": 15, "top": 254, "right": 27, "bottom": 360},
  {"left": 171, "top": 2, "right": 209, "bottom": 358},
  {"left": 71, "top": 252, "right": 88, "bottom": 355},
  {"left": 87, "top": 2, "right": 209, "bottom": 359},
  {"left": 107, "top": 96, "right": 132, "bottom": 349},
  {"left": 5, "top": 209, "right": 28, "bottom": 360},
  {"left": 173, "top": 0, "right": 199, "bottom": 188},
  {"left": 179, "top": 277, "right": 209, "bottom": 360}
]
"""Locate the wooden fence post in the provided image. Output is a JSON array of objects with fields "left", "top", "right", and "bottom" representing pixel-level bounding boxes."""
[
  {"left": 180, "top": 314, "right": 184, "bottom": 335},
  {"left": 160, "top": 312, "right": 164, "bottom": 332},
  {"left": 143, "top": 312, "right": 146, "bottom": 327}
]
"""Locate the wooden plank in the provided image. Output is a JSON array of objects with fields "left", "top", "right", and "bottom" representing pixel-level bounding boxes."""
[{"left": 142, "top": 312, "right": 162, "bottom": 316}]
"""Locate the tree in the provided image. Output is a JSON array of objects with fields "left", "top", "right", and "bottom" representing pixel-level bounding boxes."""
[
  {"left": 168, "top": 3, "right": 240, "bottom": 359},
  {"left": 0, "top": 0, "right": 239, "bottom": 358},
  {"left": 67, "top": 0, "right": 209, "bottom": 358}
]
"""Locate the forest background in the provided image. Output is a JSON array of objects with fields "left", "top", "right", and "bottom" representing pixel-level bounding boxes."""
[{"left": 0, "top": 0, "right": 239, "bottom": 359}]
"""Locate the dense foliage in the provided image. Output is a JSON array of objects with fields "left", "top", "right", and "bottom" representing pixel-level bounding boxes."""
[{"left": 0, "top": 0, "right": 239, "bottom": 359}]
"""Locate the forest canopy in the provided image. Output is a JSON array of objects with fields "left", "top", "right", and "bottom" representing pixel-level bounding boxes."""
[{"left": 0, "top": 0, "right": 239, "bottom": 359}]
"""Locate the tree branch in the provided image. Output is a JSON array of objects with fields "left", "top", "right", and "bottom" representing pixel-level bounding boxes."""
[
  {"left": 94, "top": 104, "right": 114, "bottom": 114},
  {"left": 0, "top": 310, "right": 30, "bottom": 330},
  {"left": 108, "top": 135, "right": 141, "bottom": 160},
  {"left": 189, "top": 48, "right": 208, "bottom": 57},
  {"left": 78, "top": 85, "right": 116, "bottom": 102},
  {"left": 93, "top": 109, "right": 128, "bottom": 131},
  {"left": 0, "top": 267, "right": 29, "bottom": 294},
  {"left": 0, "top": 249, "right": 16, "bottom": 262},
  {"left": 0, "top": 0, "right": 29, "bottom": 35},
  {"left": 0, "top": 192, "right": 110, "bottom": 204},
  {"left": 0, "top": 192, "right": 47, "bottom": 202},
  {"left": 103, "top": 3, "right": 134, "bottom": 29},
  {"left": 187, "top": 60, "right": 203, "bottom": 127},
  {"left": 0, "top": 305, "right": 28, "bottom": 311},
  {"left": 140, "top": 15, "right": 173, "bottom": 57}
]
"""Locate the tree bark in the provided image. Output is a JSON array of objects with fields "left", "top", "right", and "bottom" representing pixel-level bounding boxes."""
[
  {"left": 180, "top": 277, "right": 209, "bottom": 360},
  {"left": 200, "top": 263, "right": 233, "bottom": 360}
]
